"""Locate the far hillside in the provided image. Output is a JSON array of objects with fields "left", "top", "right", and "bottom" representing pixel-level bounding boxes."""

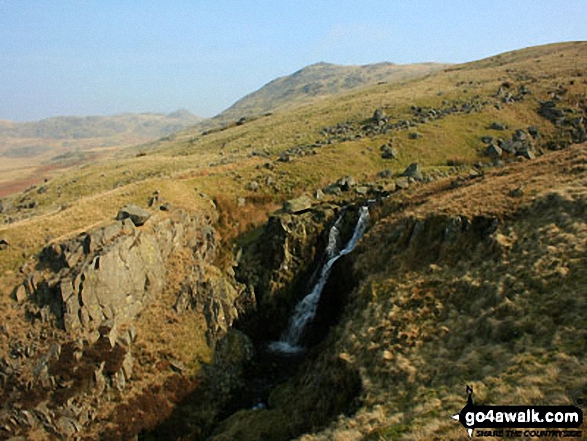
[
  {"left": 0, "top": 110, "right": 201, "bottom": 197},
  {"left": 199, "top": 61, "right": 449, "bottom": 130}
]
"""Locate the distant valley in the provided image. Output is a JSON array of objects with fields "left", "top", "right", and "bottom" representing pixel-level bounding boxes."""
[{"left": 0, "top": 110, "right": 201, "bottom": 196}]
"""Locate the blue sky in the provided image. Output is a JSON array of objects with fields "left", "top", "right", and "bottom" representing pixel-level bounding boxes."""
[{"left": 1, "top": 1, "right": 586, "bottom": 121}]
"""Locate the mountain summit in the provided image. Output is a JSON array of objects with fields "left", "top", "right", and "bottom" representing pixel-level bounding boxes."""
[{"left": 213, "top": 60, "right": 448, "bottom": 123}]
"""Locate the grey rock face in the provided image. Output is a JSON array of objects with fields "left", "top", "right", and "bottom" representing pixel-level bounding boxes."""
[
  {"left": 402, "top": 163, "right": 423, "bottom": 181},
  {"left": 283, "top": 196, "right": 313, "bottom": 214},
  {"left": 116, "top": 204, "right": 152, "bottom": 226}
]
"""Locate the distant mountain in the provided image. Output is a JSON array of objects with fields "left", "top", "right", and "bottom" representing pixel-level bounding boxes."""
[
  {"left": 0, "top": 110, "right": 201, "bottom": 140},
  {"left": 210, "top": 61, "right": 449, "bottom": 125}
]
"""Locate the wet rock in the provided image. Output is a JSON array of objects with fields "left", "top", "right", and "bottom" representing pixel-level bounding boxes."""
[{"left": 116, "top": 204, "right": 151, "bottom": 226}]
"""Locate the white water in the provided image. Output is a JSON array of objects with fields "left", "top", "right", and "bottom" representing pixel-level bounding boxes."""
[{"left": 269, "top": 206, "right": 370, "bottom": 354}]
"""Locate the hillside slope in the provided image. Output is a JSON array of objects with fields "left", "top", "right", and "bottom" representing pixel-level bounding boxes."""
[
  {"left": 0, "top": 41, "right": 585, "bottom": 440},
  {"left": 0, "top": 110, "right": 201, "bottom": 197},
  {"left": 200, "top": 61, "right": 448, "bottom": 129}
]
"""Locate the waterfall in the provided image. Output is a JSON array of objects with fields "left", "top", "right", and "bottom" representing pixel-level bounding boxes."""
[{"left": 269, "top": 206, "right": 370, "bottom": 353}]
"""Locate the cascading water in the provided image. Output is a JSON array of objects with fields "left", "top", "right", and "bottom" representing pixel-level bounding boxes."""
[{"left": 269, "top": 205, "right": 370, "bottom": 353}]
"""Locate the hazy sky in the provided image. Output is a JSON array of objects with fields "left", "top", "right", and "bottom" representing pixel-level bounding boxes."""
[{"left": 1, "top": 1, "right": 586, "bottom": 121}]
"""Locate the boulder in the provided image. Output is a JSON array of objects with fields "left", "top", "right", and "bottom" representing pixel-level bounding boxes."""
[
  {"left": 381, "top": 145, "right": 398, "bottom": 159},
  {"left": 283, "top": 196, "right": 313, "bottom": 214},
  {"left": 402, "top": 163, "right": 423, "bottom": 181},
  {"left": 372, "top": 109, "right": 386, "bottom": 124},
  {"left": 395, "top": 177, "right": 410, "bottom": 189},
  {"left": 378, "top": 169, "right": 393, "bottom": 179},
  {"left": 484, "top": 144, "right": 503, "bottom": 158},
  {"left": 323, "top": 184, "right": 341, "bottom": 196},
  {"left": 528, "top": 126, "right": 540, "bottom": 139},
  {"left": 246, "top": 181, "right": 260, "bottom": 192},
  {"left": 116, "top": 205, "right": 151, "bottom": 227},
  {"left": 336, "top": 176, "right": 356, "bottom": 192},
  {"left": 490, "top": 122, "right": 507, "bottom": 131}
]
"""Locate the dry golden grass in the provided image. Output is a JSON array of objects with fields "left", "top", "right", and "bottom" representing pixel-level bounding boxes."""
[{"left": 299, "top": 144, "right": 587, "bottom": 441}]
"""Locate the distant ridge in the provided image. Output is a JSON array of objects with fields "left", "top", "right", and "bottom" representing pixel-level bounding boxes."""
[
  {"left": 0, "top": 110, "right": 201, "bottom": 139},
  {"left": 209, "top": 61, "right": 449, "bottom": 125}
]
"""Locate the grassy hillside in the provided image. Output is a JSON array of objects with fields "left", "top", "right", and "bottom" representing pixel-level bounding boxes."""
[
  {"left": 207, "top": 61, "right": 449, "bottom": 126},
  {"left": 0, "top": 110, "right": 201, "bottom": 197},
  {"left": 0, "top": 41, "right": 585, "bottom": 439}
]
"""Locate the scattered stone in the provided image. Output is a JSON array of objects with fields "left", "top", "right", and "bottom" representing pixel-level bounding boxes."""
[
  {"left": 159, "top": 202, "right": 171, "bottom": 211},
  {"left": 509, "top": 186, "right": 525, "bottom": 198},
  {"left": 372, "top": 109, "right": 386, "bottom": 124},
  {"left": 169, "top": 359, "right": 185, "bottom": 373},
  {"left": 490, "top": 122, "right": 507, "bottom": 130},
  {"left": 513, "top": 129, "right": 528, "bottom": 142},
  {"left": 528, "top": 126, "right": 540, "bottom": 139},
  {"left": 380, "top": 145, "right": 398, "bottom": 159},
  {"left": 116, "top": 205, "right": 151, "bottom": 226},
  {"left": 313, "top": 189, "right": 325, "bottom": 200},
  {"left": 148, "top": 190, "right": 160, "bottom": 207},
  {"left": 323, "top": 184, "right": 341, "bottom": 196},
  {"left": 0, "top": 238, "right": 9, "bottom": 250},
  {"left": 378, "top": 169, "right": 393, "bottom": 179},
  {"left": 408, "top": 131, "right": 422, "bottom": 139},
  {"left": 336, "top": 176, "right": 356, "bottom": 192},
  {"left": 401, "top": 163, "right": 423, "bottom": 181},
  {"left": 499, "top": 139, "right": 516, "bottom": 154},
  {"left": 283, "top": 196, "right": 313, "bottom": 214},
  {"left": 395, "top": 177, "right": 410, "bottom": 189},
  {"left": 354, "top": 186, "right": 369, "bottom": 196},
  {"left": 484, "top": 144, "right": 503, "bottom": 158},
  {"left": 237, "top": 197, "right": 246, "bottom": 207},
  {"left": 481, "top": 136, "right": 494, "bottom": 144},
  {"left": 516, "top": 146, "right": 536, "bottom": 160},
  {"left": 13, "top": 285, "right": 27, "bottom": 303},
  {"left": 245, "top": 181, "right": 260, "bottom": 192}
]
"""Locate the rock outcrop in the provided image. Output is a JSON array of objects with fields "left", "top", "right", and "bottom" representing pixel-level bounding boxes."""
[{"left": 5, "top": 206, "right": 247, "bottom": 439}]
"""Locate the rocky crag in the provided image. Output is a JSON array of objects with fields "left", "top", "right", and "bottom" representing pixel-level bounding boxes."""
[{"left": 1, "top": 204, "right": 249, "bottom": 439}]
